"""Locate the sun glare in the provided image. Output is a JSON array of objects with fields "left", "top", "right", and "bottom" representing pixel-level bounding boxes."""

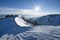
[{"left": 35, "top": 6, "right": 40, "bottom": 11}]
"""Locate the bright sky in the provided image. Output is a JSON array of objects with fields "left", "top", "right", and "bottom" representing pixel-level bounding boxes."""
[
  {"left": 0, "top": 0, "right": 60, "bottom": 16},
  {"left": 0, "top": 0, "right": 60, "bottom": 10}
]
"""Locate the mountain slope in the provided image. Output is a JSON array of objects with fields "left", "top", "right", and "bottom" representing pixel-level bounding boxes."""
[
  {"left": 0, "top": 15, "right": 32, "bottom": 37},
  {"left": 24, "top": 14, "right": 60, "bottom": 26}
]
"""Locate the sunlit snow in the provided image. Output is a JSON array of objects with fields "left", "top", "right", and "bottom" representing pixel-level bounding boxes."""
[{"left": 15, "top": 17, "right": 32, "bottom": 27}]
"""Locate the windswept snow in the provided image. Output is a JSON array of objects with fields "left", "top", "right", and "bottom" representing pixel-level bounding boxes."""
[{"left": 15, "top": 17, "right": 32, "bottom": 27}]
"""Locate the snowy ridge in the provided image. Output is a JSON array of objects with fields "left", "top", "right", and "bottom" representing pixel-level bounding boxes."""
[{"left": 15, "top": 17, "right": 32, "bottom": 27}]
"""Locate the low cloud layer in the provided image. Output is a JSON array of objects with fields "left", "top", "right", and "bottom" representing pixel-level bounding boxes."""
[{"left": 0, "top": 7, "right": 60, "bottom": 18}]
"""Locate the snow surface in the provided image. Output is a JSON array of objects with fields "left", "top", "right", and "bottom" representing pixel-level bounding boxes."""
[
  {"left": 1, "top": 15, "right": 60, "bottom": 40},
  {"left": 1, "top": 26, "right": 60, "bottom": 40},
  {"left": 15, "top": 17, "right": 32, "bottom": 27}
]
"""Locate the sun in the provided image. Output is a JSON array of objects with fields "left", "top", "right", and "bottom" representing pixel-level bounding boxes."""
[{"left": 35, "top": 6, "right": 40, "bottom": 11}]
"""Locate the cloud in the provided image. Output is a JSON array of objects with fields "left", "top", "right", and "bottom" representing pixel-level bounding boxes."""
[{"left": 0, "top": 7, "right": 60, "bottom": 18}]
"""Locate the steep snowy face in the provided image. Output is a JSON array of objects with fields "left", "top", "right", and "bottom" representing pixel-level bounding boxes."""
[{"left": 15, "top": 17, "right": 32, "bottom": 27}]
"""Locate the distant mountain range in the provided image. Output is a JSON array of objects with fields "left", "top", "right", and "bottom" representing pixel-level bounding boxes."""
[{"left": 24, "top": 14, "right": 60, "bottom": 26}]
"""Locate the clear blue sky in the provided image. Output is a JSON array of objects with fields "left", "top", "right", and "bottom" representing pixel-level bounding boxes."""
[{"left": 0, "top": 0, "right": 60, "bottom": 12}]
